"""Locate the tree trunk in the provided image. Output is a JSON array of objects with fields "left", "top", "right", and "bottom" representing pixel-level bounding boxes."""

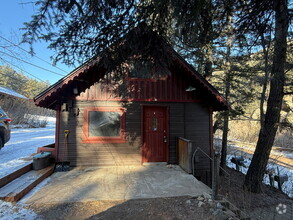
[
  {"left": 244, "top": 0, "right": 289, "bottom": 193},
  {"left": 259, "top": 32, "right": 271, "bottom": 128},
  {"left": 219, "top": 10, "right": 233, "bottom": 176},
  {"left": 220, "top": 110, "right": 229, "bottom": 175}
]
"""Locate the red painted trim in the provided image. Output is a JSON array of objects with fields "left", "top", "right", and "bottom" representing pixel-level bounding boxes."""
[
  {"left": 165, "top": 80, "right": 167, "bottom": 100},
  {"left": 35, "top": 39, "right": 228, "bottom": 111},
  {"left": 137, "top": 81, "right": 140, "bottom": 99},
  {"left": 37, "top": 147, "right": 55, "bottom": 158},
  {"left": 72, "top": 97, "right": 202, "bottom": 103},
  {"left": 55, "top": 104, "right": 60, "bottom": 162},
  {"left": 140, "top": 105, "right": 144, "bottom": 164},
  {"left": 82, "top": 107, "right": 126, "bottom": 144},
  {"left": 149, "top": 81, "right": 152, "bottom": 99},
  {"left": 144, "top": 81, "right": 147, "bottom": 99}
]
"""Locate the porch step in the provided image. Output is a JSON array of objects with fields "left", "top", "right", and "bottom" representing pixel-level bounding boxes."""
[
  {"left": 0, "top": 165, "right": 55, "bottom": 202},
  {"left": 0, "top": 163, "right": 32, "bottom": 188}
]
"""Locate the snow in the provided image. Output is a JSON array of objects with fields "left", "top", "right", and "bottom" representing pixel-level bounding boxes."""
[
  {"left": 0, "top": 123, "right": 55, "bottom": 177},
  {"left": 227, "top": 154, "right": 293, "bottom": 198},
  {"left": 0, "top": 116, "right": 55, "bottom": 219},
  {"left": 19, "top": 177, "right": 52, "bottom": 204},
  {"left": 0, "top": 201, "right": 38, "bottom": 220},
  {"left": 0, "top": 86, "right": 28, "bottom": 99}
]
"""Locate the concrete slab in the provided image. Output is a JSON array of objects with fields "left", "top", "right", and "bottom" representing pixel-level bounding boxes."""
[{"left": 25, "top": 164, "right": 211, "bottom": 204}]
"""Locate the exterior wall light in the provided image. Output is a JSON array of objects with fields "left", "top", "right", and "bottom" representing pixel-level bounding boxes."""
[
  {"left": 73, "top": 88, "right": 79, "bottom": 95},
  {"left": 185, "top": 86, "right": 196, "bottom": 92}
]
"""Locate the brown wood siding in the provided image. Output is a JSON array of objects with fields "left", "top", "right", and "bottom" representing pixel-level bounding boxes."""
[
  {"left": 58, "top": 101, "right": 141, "bottom": 167},
  {"left": 184, "top": 103, "right": 211, "bottom": 185},
  {"left": 58, "top": 100, "right": 211, "bottom": 173}
]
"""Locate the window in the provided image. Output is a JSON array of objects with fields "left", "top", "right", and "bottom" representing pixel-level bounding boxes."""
[
  {"left": 89, "top": 111, "right": 120, "bottom": 137},
  {"left": 83, "top": 107, "right": 125, "bottom": 143},
  {"left": 128, "top": 60, "right": 153, "bottom": 79}
]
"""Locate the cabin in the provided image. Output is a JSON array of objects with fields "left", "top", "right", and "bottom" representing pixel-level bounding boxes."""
[{"left": 34, "top": 26, "right": 228, "bottom": 185}]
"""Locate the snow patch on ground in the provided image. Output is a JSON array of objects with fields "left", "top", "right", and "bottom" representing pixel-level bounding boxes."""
[
  {"left": 0, "top": 159, "right": 31, "bottom": 178},
  {"left": 227, "top": 154, "right": 293, "bottom": 198},
  {"left": 10, "top": 116, "right": 56, "bottom": 129},
  {"left": 0, "top": 201, "right": 38, "bottom": 220},
  {"left": 0, "top": 119, "right": 55, "bottom": 219},
  {"left": 20, "top": 177, "right": 53, "bottom": 204},
  {"left": 0, "top": 121, "right": 55, "bottom": 177}
]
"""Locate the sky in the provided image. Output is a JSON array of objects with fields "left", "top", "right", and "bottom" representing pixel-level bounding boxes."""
[{"left": 0, "top": 1, "right": 73, "bottom": 85}]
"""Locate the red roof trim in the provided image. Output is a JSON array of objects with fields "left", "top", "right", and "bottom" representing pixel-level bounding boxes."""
[
  {"left": 170, "top": 49, "right": 228, "bottom": 110},
  {"left": 34, "top": 36, "right": 228, "bottom": 111},
  {"left": 34, "top": 59, "right": 98, "bottom": 106}
]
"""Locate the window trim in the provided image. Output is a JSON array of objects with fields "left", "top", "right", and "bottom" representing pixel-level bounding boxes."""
[{"left": 83, "top": 107, "right": 126, "bottom": 143}]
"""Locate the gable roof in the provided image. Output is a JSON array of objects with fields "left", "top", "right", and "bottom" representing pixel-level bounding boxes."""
[{"left": 35, "top": 26, "right": 228, "bottom": 111}]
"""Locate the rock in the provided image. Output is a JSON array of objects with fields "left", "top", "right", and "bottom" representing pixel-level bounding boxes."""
[
  {"left": 216, "top": 202, "right": 224, "bottom": 210},
  {"left": 208, "top": 199, "right": 213, "bottom": 202},
  {"left": 213, "top": 209, "right": 223, "bottom": 216},
  {"left": 213, "top": 209, "right": 229, "bottom": 220},
  {"left": 185, "top": 200, "right": 191, "bottom": 204},
  {"left": 197, "top": 196, "right": 204, "bottom": 201},
  {"left": 224, "top": 209, "right": 236, "bottom": 217},
  {"left": 202, "top": 192, "right": 212, "bottom": 199},
  {"left": 198, "top": 201, "right": 204, "bottom": 207}
]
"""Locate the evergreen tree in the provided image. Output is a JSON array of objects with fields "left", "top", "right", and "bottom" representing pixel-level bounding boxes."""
[
  {"left": 0, "top": 65, "right": 49, "bottom": 98},
  {"left": 236, "top": 0, "right": 290, "bottom": 193}
]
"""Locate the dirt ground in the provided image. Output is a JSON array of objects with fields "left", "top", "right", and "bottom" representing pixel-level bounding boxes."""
[
  {"left": 218, "top": 168, "right": 293, "bottom": 220},
  {"left": 26, "top": 167, "right": 292, "bottom": 220},
  {"left": 28, "top": 196, "right": 219, "bottom": 220}
]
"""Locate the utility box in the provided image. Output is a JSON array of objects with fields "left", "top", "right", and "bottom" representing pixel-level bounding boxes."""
[{"left": 33, "top": 152, "right": 51, "bottom": 170}]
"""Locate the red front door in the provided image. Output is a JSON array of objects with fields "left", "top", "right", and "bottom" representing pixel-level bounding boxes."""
[{"left": 142, "top": 106, "right": 168, "bottom": 163}]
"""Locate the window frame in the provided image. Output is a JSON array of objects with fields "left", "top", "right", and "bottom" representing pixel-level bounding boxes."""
[
  {"left": 83, "top": 107, "right": 126, "bottom": 143},
  {"left": 127, "top": 59, "right": 154, "bottom": 80}
]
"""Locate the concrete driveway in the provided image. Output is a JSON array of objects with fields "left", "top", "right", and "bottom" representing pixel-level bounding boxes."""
[{"left": 25, "top": 164, "right": 211, "bottom": 204}]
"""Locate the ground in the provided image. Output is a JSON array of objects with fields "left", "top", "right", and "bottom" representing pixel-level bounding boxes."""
[
  {"left": 219, "top": 167, "right": 293, "bottom": 220},
  {"left": 22, "top": 168, "right": 292, "bottom": 220},
  {"left": 0, "top": 120, "right": 292, "bottom": 219},
  {"left": 28, "top": 197, "right": 216, "bottom": 220}
]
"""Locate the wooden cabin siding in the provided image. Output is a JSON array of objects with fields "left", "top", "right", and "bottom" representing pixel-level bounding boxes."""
[
  {"left": 75, "top": 72, "right": 200, "bottom": 103},
  {"left": 169, "top": 103, "right": 185, "bottom": 163},
  {"left": 58, "top": 100, "right": 141, "bottom": 166},
  {"left": 56, "top": 66, "right": 212, "bottom": 184},
  {"left": 58, "top": 100, "right": 211, "bottom": 172},
  {"left": 184, "top": 103, "right": 211, "bottom": 184}
]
